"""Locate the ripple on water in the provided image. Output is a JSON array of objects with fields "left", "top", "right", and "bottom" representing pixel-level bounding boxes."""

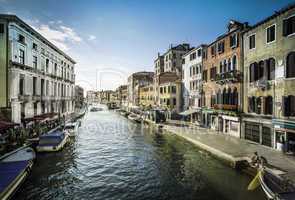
[{"left": 13, "top": 111, "right": 265, "bottom": 200}]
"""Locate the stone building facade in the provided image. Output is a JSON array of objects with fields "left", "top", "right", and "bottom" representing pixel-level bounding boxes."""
[
  {"left": 158, "top": 72, "right": 182, "bottom": 113},
  {"left": 0, "top": 15, "right": 76, "bottom": 123},
  {"left": 202, "top": 20, "right": 249, "bottom": 137},
  {"left": 242, "top": 4, "right": 295, "bottom": 151},
  {"left": 139, "top": 84, "right": 154, "bottom": 108},
  {"left": 182, "top": 45, "right": 206, "bottom": 123},
  {"left": 127, "top": 71, "right": 154, "bottom": 107}
]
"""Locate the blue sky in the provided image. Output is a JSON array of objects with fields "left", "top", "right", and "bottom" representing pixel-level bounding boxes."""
[{"left": 0, "top": 0, "right": 294, "bottom": 91}]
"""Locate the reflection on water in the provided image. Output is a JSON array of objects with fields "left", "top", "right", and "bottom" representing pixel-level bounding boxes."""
[{"left": 14, "top": 110, "right": 264, "bottom": 200}]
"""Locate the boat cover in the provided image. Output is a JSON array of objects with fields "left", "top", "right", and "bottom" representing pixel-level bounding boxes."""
[
  {"left": 38, "top": 131, "right": 65, "bottom": 146},
  {"left": 0, "top": 161, "right": 29, "bottom": 193}
]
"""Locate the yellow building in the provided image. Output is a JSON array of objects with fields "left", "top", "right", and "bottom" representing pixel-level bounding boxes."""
[
  {"left": 139, "top": 84, "right": 154, "bottom": 108},
  {"left": 157, "top": 72, "right": 182, "bottom": 113}
]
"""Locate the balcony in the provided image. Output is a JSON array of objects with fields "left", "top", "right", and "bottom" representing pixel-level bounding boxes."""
[
  {"left": 213, "top": 104, "right": 238, "bottom": 111},
  {"left": 32, "top": 94, "right": 41, "bottom": 101},
  {"left": 216, "top": 70, "right": 241, "bottom": 85},
  {"left": 18, "top": 94, "right": 31, "bottom": 102}
]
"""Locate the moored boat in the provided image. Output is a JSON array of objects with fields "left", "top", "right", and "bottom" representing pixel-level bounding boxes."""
[
  {"left": 128, "top": 113, "right": 142, "bottom": 123},
  {"left": 64, "top": 122, "right": 79, "bottom": 137},
  {"left": 248, "top": 167, "right": 295, "bottom": 200},
  {"left": 36, "top": 130, "right": 69, "bottom": 152},
  {"left": 0, "top": 146, "right": 35, "bottom": 200},
  {"left": 90, "top": 107, "right": 103, "bottom": 112}
]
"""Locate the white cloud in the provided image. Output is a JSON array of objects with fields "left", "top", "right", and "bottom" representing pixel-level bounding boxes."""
[
  {"left": 26, "top": 19, "right": 82, "bottom": 52},
  {"left": 88, "top": 35, "right": 96, "bottom": 41}
]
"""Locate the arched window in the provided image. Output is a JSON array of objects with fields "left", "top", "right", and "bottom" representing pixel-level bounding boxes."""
[
  {"left": 228, "top": 58, "right": 231, "bottom": 71},
  {"left": 220, "top": 61, "right": 223, "bottom": 73},
  {"left": 286, "top": 52, "right": 295, "bottom": 78},
  {"left": 249, "top": 62, "right": 258, "bottom": 82},
  {"left": 228, "top": 88, "right": 232, "bottom": 105},
  {"left": 217, "top": 89, "right": 221, "bottom": 104},
  {"left": 267, "top": 58, "right": 275, "bottom": 80},
  {"left": 258, "top": 60, "right": 264, "bottom": 80},
  {"left": 232, "top": 55, "right": 237, "bottom": 70},
  {"left": 233, "top": 87, "right": 238, "bottom": 106},
  {"left": 223, "top": 88, "right": 227, "bottom": 104},
  {"left": 223, "top": 60, "right": 227, "bottom": 73}
]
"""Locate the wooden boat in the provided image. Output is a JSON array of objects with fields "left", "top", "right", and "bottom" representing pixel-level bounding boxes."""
[
  {"left": 128, "top": 113, "right": 142, "bottom": 123},
  {"left": 90, "top": 107, "right": 103, "bottom": 112},
  {"left": 249, "top": 167, "right": 295, "bottom": 200},
  {"left": 36, "top": 130, "right": 69, "bottom": 152},
  {"left": 64, "top": 122, "right": 79, "bottom": 137},
  {"left": 0, "top": 146, "right": 35, "bottom": 200}
]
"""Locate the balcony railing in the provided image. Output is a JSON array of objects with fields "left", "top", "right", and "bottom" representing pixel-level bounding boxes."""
[
  {"left": 213, "top": 104, "right": 238, "bottom": 111},
  {"left": 18, "top": 94, "right": 31, "bottom": 102},
  {"left": 32, "top": 94, "right": 41, "bottom": 101},
  {"left": 215, "top": 70, "right": 241, "bottom": 85}
]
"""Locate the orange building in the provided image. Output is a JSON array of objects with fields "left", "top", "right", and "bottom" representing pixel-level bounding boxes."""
[{"left": 202, "top": 20, "right": 249, "bottom": 137}]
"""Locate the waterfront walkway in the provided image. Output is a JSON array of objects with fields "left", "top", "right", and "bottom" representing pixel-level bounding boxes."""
[{"left": 162, "top": 120, "right": 295, "bottom": 183}]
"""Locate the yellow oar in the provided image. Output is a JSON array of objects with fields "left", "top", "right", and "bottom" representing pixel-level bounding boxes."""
[{"left": 247, "top": 171, "right": 261, "bottom": 190}]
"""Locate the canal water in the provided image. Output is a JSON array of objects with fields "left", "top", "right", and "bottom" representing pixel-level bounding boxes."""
[{"left": 14, "top": 109, "right": 265, "bottom": 200}]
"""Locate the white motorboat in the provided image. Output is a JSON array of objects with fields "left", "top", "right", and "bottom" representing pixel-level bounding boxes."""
[
  {"left": 128, "top": 113, "right": 142, "bottom": 123},
  {"left": 0, "top": 146, "right": 36, "bottom": 200},
  {"left": 36, "top": 130, "right": 69, "bottom": 152},
  {"left": 64, "top": 122, "right": 79, "bottom": 137}
]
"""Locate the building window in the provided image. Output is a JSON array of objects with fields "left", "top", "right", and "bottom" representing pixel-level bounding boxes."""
[
  {"left": 266, "top": 24, "right": 276, "bottom": 43},
  {"left": 190, "top": 52, "right": 196, "bottom": 60},
  {"left": 232, "top": 55, "right": 237, "bottom": 70},
  {"left": 19, "top": 49, "right": 25, "bottom": 65},
  {"left": 266, "top": 58, "right": 275, "bottom": 80},
  {"left": 228, "top": 58, "right": 231, "bottom": 71},
  {"left": 173, "top": 53, "right": 176, "bottom": 59},
  {"left": 33, "top": 56, "right": 37, "bottom": 69},
  {"left": 211, "top": 45, "right": 216, "bottom": 57},
  {"left": 33, "top": 77, "right": 37, "bottom": 96},
  {"left": 19, "top": 74, "right": 25, "bottom": 95},
  {"left": 230, "top": 33, "right": 237, "bottom": 48},
  {"left": 283, "top": 15, "right": 295, "bottom": 36},
  {"left": 203, "top": 70, "right": 208, "bottom": 82},
  {"left": 245, "top": 123, "right": 260, "bottom": 143},
  {"left": 210, "top": 67, "right": 216, "bottom": 81},
  {"left": 0, "top": 24, "right": 4, "bottom": 34},
  {"left": 217, "top": 41, "right": 224, "bottom": 54},
  {"left": 262, "top": 127, "right": 272, "bottom": 147},
  {"left": 249, "top": 34, "right": 255, "bottom": 49},
  {"left": 173, "top": 98, "right": 176, "bottom": 105},
  {"left": 18, "top": 34, "right": 25, "bottom": 44},
  {"left": 197, "top": 49, "right": 202, "bottom": 57},
  {"left": 33, "top": 43, "right": 38, "bottom": 51},
  {"left": 286, "top": 52, "right": 295, "bottom": 78},
  {"left": 248, "top": 96, "right": 262, "bottom": 114},
  {"left": 264, "top": 96, "right": 273, "bottom": 115},
  {"left": 282, "top": 95, "right": 295, "bottom": 117},
  {"left": 46, "top": 59, "right": 49, "bottom": 73},
  {"left": 258, "top": 60, "right": 264, "bottom": 80}
]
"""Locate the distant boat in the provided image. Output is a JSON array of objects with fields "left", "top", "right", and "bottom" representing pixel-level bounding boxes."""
[
  {"left": 128, "top": 113, "right": 142, "bottom": 123},
  {"left": 64, "top": 122, "right": 79, "bottom": 137},
  {"left": 36, "top": 130, "right": 69, "bottom": 152},
  {"left": 0, "top": 146, "right": 35, "bottom": 200},
  {"left": 90, "top": 107, "right": 103, "bottom": 112},
  {"left": 248, "top": 167, "right": 295, "bottom": 200}
]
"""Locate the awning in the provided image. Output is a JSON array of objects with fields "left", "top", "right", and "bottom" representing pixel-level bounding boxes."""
[
  {"left": 0, "top": 120, "right": 19, "bottom": 131},
  {"left": 179, "top": 109, "right": 200, "bottom": 116},
  {"left": 273, "top": 119, "right": 295, "bottom": 130}
]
